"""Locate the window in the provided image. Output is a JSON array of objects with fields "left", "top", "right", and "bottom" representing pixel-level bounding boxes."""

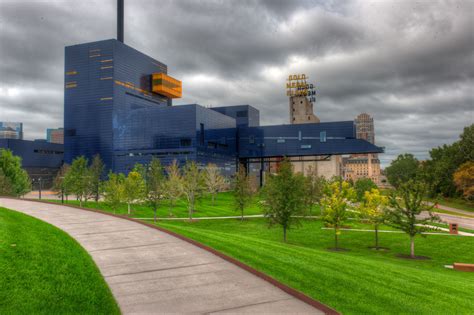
[
  {"left": 320, "top": 131, "right": 326, "bottom": 142},
  {"left": 298, "top": 131, "right": 302, "bottom": 141},
  {"left": 249, "top": 135, "right": 255, "bottom": 144},
  {"left": 180, "top": 138, "right": 191, "bottom": 147},
  {"left": 277, "top": 138, "right": 285, "bottom": 143},
  {"left": 301, "top": 144, "right": 311, "bottom": 149},
  {"left": 200, "top": 123, "right": 205, "bottom": 145}
]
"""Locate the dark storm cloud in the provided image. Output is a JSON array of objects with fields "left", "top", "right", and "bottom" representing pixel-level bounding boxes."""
[{"left": 0, "top": 0, "right": 472, "bottom": 166}]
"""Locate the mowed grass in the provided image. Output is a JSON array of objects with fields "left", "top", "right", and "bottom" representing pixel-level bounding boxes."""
[
  {"left": 155, "top": 218, "right": 474, "bottom": 314},
  {"left": 49, "top": 191, "right": 264, "bottom": 218},
  {"left": 0, "top": 207, "right": 120, "bottom": 314}
]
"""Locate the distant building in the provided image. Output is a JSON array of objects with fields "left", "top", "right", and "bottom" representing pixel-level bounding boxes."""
[
  {"left": 290, "top": 96, "right": 320, "bottom": 124},
  {"left": 355, "top": 113, "right": 375, "bottom": 144},
  {"left": 288, "top": 95, "right": 343, "bottom": 179},
  {"left": 0, "top": 122, "right": 23, "bottom": 140},
  {"left": 47, "top": 128, "right": 64, "bottom": 144},
  {"left": 0, "top": 139, "right": 64, "bottom": 189},
  {"left": 344, "top": 113, "right": 382, "bottom": 185}
]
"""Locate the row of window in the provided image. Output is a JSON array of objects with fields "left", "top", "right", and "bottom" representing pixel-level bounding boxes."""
[{"left": 33, "top": 149, "right": 64, "bottom": 155}]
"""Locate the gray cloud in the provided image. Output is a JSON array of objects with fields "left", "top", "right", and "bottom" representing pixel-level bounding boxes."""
[{"left": 0, "top": 0, "right": 473, "bottom": 166}]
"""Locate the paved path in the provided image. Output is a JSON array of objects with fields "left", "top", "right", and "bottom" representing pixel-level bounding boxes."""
[
  {"left": 0, "top": 198, "right": 322, "bottom": 314},
  {"left": 419, "top": 211, "right": 474, "bottom": 230}
]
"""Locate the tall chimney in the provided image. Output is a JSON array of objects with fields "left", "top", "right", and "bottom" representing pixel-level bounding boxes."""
[{"left": 117, "top": 0, "right": 124, "bottom": 42}]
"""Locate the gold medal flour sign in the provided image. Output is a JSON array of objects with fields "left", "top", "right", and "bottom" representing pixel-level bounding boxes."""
[{"left": 286, "top": 74, "right": 316, "bottom": 102}]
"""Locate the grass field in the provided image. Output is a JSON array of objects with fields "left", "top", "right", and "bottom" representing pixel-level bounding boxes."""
[
  {"left": 49, "top": 191, "right": 264, "bottom": 218},
  {"left": 155, "top": 218, "right": 474, "bottom": 314},
  {"left": 0, "top": 207, "right": 120, "bottom": 314}
]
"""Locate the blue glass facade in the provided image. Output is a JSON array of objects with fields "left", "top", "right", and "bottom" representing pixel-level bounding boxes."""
[
  {"left": 65, "top": 39, "right": 237, "bottom": 174},
  {"left": 64, "top": 39, "right": 383, "bottom": 175},
  {"left": 210, "top": 105, "right": 260, "bottom": 127}
]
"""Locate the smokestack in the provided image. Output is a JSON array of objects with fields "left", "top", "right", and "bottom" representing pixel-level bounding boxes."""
[{"left": 117, "top": 0, "right": 124, "bottom": 42}]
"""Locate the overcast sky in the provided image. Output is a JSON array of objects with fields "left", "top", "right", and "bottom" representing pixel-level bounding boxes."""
[{"left": 0, "top": 0, "right": 473, "bottom": 166}]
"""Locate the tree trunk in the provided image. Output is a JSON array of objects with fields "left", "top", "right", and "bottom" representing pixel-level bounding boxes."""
[
  {"left": 241, "top": 207, "right": 244, "bottom": 221},
  {"left": 212, "top": 194, "right": 215, "bottom": 206},
  {"left": 80, "top": 198, "right": 83, "bottom": 208},
  {"left": 410, "top": 236, "right": 415, "bottom": 258},
  {"left": 283, "top": 226, "right": 287, "bottom": 242},
  {"left": 127, "top": 203, "right": 131, "bottom": 215},
  {"left": 335, "top": 226, "right": 339, "bottom": 249},
  {"left": 375, "top": 224, "right": 379, "bottom": 249}
]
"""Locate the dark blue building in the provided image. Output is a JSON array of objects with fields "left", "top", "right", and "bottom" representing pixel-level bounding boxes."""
[
  {"left": 64, "top": 39, "right": 382, "bottom": 176},
  {"left": 0, "top": 139, "right": 64, "bottom": 187}
]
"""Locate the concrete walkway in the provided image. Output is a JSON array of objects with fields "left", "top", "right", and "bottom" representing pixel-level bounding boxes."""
[{"left": 0, "top": 198, "right": 323, "bottom": 314}]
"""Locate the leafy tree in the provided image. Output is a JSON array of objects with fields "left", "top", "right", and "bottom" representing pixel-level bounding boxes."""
[
  {"left": 0, "top": 168, "right": 13, "bottom": 196},
  {"left": 233, "top": 165, "right": 253, "bottom": 220},
  {"left": 385, "top": 154, "right": 420, "bottom": 188},
  {"left": 262, "top": 159, "right": 307, "bottom": 242},
  {"left": 103, "top": 172, "right": 125, "bottom": 214},
  {"left": 65, "top": 156, "right": 90, "bottom": 207},
  {"left": 180, "top": 161, "right": 205, "bottom": 220},
  {"left": 386, "top": 180, "right": 440, "bottom": 258},
  {"left": 146, "top": 158, "right": 165, "bottom": 222},
  {"left": 53, "top": 164, "right": 70, "bottom": 203},
  {"left": 305, "top": 165, "right": 326, "bottom": 215},
  {"left": 359, "top": 188, "right": 388, "bottom": 249},
  {"left": 165, "top": 160, "right": 182, "bottom": 217},
  {"left": 422, "top": 144, "right": 461, "bottom": 197},
  {"left": 321, "top": 180, "right": 356, "bottom": 250},
  {"left": 123, "top": 171, "right": 146, "bottom": 215},
  {"left": 205, "top": 163, "right": 225, "bottom": 205},
  {"left": 453, "top": 161, "right": 474, "bottom": 201},
  {"left": 354, "top": 178, "right": 378, "bottom": 201},
  {"left": 0, "top": 149, "right": 31, "bottom": 196},
  {"left": 88, "top": 154, "right": 104, "bottom": 202},
  {"left": 422, "top": 124, "right": 473, "bottom": 197}
]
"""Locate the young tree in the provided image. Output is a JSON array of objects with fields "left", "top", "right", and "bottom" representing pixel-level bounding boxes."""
[
  {"left": 165, "top": 160, "right": 182, "bottom": 217},
  {"left": 386, "top": 180, "right": 440, "bottom": 258},
  {"left": 0, "top": 149, "right": 31, "bottom": 196},
  {"left": 305, "top": 165, "right": 326, "bottom": 215},
  {"left": 66, "top": 156, "right": 90, "bottom": 207},
  {"left": 233, "top": 165, "right": 253, "bottom": 220},
  {"left": 123, "top": 171, "right": 146, "bottom": 215},
  {"left": 53, "top": 163, "right": 70, "bottom": 203},
  {"left": 180, "top": 161, "right": 205, "bottom": 220},
  {"left": 262, "top": 159, "right": 307, "bottom": 242},
  {"left": 385, "top": 154, "right": 420, "bottom": 188},
  {"left": 359, "top": 188, "right": 388, "bottom": 250},
  {"left": 453, "top": 161, "right": 474, "bottom": 201},
  {"left": 321, "top": 180, "right": 356, "bottom": 250},
  {"left": 89, "top": 154, "right": 104, "bottom": 202},
  {"left": 146, "top": 158, "right": 165, "bottom": 222},
  {"left": 103, "top": 172, "right": 125, "bottom": 214},
  {"left": 354, "top": 178, "right": 378, "bottom": 201},
  {"left": 0, "top": 168, "right": 12, "bottom": 196},
  {"left": 205, "top": 163, "right": 225, "bottom": 205}
]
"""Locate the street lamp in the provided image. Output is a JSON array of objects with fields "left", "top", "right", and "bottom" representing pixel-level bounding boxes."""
[{"left": 33, "top": 177, "right": 43, "bottom": 200}]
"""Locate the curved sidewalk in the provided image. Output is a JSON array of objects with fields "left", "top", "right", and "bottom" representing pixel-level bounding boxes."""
[{"left": 0, "top": 198, "right": 326, "bottom": 314}]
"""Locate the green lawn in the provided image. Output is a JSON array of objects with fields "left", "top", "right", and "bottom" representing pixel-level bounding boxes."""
[
  {"left": 0, "top": 207, "right": 120, "bottom": 314},
  {"left": 49, "top": 191, "right": 264, "bottom": 218},
  {"left": 155, "top": 218, "right": 474, "bottom": 314}
]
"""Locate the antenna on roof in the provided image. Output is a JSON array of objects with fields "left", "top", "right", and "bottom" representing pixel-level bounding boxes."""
[{"left": 117, "top": 0, "right": 124, "bottom": 42}]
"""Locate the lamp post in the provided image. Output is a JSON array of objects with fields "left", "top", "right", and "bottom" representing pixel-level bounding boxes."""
[{"left": 34, "top": 177, "right": 43, "bottom": 200}]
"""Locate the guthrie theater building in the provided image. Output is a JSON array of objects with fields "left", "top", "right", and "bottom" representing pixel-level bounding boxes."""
[{"left": 64, "top": 39, "right": 382, "bottom": 183}]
